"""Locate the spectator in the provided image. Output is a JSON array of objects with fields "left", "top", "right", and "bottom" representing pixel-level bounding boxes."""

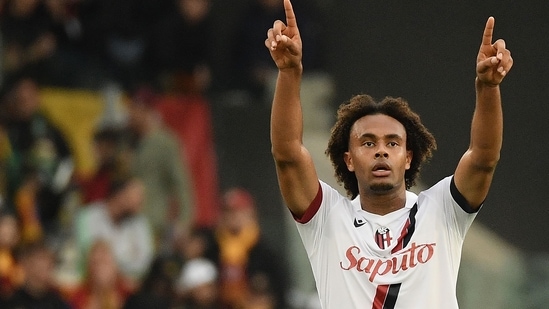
[
  {"left": 176, "top": 257, "right": 220, "bottom": 309},
  {"left": 123, "top": 254, "right": 179, "bottom": 309},
  {"left": 41, "top": 0, "right": 98, "bottom": 88},
  {"left": 215, "top": 188, "right": 289, "bottom": 309},
  {"left": 146, "top": 0, "right": 213, "bottom": 95},
  {"left": 4, "top": 240, "right": 70, "bottom": 308},
  {"left": 77, "top": 126, "right": 124, "bottom": 205},
  {"left": 0, "top": 74, "right": 74, "bottom": 243},
  {"left": 0, "top": 210, "right": 24, "bottom": 305},
  {"left": 124, "top": 225, "right": 220, "bottom": 309},
  {"left": 242, "top": 274, "right": 277, "bottom": 309},
  {"left": 0, "top": 126, "right": 10, "bottom": 198},
  {"left": 74, "top": 176, "right": 154, "bottom": 285},
  {"left": 75, "top": 0, "right": 171, "bottom": 90},
  {"left": 43, "top": 0, "right": 82, "bottom": 52},
  {"left": 124, "top": 86, "right": 195, "bottom": 253},
  {"left": 69, "top": 239, "right": 132, "bottom": 309},
  {"left": 176, "top": 225, "right": 219, "bottom": 266},
  {"left": 229, "top": 0, "right": 325, "bottom": 99},
  {"left": 0, "top": 0, "right": 57, "bottom": 84}
]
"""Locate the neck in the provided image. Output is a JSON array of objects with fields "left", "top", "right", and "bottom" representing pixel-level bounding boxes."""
[{"left": 359, "top": 189, "right": 407, "bottom": 215}]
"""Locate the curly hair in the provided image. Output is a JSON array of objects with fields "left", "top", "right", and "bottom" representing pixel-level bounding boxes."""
[{"left": 326, "top": 94, "right": 437, "bottom": 198}]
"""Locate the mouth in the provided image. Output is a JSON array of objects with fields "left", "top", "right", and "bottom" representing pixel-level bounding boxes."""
[{"left": 372, "top": 163, "right": 391, "bottom": 177}]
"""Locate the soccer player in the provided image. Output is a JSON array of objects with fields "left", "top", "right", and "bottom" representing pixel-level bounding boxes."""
[{"left": 265, "top": 0, "right": 513, "bottom": 308}]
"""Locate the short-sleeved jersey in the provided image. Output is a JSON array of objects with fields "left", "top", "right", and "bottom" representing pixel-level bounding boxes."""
[{"left": 294, "top": 176, "right": 479, "bottom": 309}]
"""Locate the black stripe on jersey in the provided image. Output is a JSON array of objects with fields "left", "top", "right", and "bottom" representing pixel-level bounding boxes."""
[
  {"left": 372, "top": 283, "right": 401, "bottom": 309},
  {"left": 450, "top": 176, "right": 481, "bottom": 214},
  {"left": 384, "top": 283, "right": 401, "bottom": 309},
  {"left": 402, "top": 203, "right": 418, "bottom": 249}
]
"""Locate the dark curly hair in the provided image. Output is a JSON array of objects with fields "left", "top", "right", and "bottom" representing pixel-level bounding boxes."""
[{"left": 326, "top": 94, "right": 437, "bottom": 198}]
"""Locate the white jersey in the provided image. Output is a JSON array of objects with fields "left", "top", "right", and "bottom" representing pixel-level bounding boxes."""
[{"left": 294, "top": 176, "right": 478, "bottom": 309}]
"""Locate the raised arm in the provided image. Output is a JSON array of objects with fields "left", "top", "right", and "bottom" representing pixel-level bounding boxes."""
[
  {"left": 265, "top": 0, "right": 319, "bottom": 217},
  {"left": 454, "top": 17, "right": 513, "bottom": 210}
]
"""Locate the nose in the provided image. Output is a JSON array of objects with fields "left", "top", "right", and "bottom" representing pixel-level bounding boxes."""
[{"left": 375, "top": 150, "right": 388, "bottom": 159}]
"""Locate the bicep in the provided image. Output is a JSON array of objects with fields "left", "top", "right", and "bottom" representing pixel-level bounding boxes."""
[{"left": 454, "top": 150, "right": 497, "bottom": 210}]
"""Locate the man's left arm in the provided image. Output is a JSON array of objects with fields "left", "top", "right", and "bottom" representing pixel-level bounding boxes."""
[
  {"left": 454, "top": 16, "right": 513, "bottom": 210},
  {"left": 166, "top": 137, "right": 195, "bottom": 231}
]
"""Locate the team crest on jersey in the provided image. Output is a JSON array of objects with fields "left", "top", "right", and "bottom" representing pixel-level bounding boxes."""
[{"left": 375, "top": 226, "right": 392, "bottom": 249}]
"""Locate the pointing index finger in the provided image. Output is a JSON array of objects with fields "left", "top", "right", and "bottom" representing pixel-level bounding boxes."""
[
  {"left": 284, "top": 0, "right": 298, "bottom": 30},
  {"left": 481, "top": 16, "right": 495, "bottom": 46}
]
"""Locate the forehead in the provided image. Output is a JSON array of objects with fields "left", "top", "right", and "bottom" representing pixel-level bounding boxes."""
[{"left": 350, "top": 114, "right": 406, "bottom": 139}]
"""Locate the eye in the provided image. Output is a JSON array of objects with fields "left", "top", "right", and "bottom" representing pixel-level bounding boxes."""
[
  {"left": 363, "top": 141, "right": 375, "bottom": 147},
  {"left": 388, "top": 141, "right": 399, "bottom": 147}
]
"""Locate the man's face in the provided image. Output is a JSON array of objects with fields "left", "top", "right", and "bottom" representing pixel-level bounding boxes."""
[
  {"left": 344, "top": 114, "right": 412, "bottom": 195},
  {"left": 222, "top": 207, "right": 255, "bottom": 234},
  {"left": 13, "top": 78, "right": 40, "bottom": 121}
]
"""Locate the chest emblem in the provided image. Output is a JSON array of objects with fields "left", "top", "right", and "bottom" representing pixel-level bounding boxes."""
[{"left": 375, "top": 226, "right": 393, "bottom": 249}]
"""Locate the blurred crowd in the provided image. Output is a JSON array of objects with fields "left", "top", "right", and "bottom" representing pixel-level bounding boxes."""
[
  {"left": 0, "top": 0, "right": 329, "bottom": 308},
  {"left": 0, "top": 0, "right": 326, "bottom": 95}
]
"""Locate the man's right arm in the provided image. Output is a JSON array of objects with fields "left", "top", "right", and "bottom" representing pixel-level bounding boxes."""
[{"left": 267, "top": 0, "right": 320, "bottom": 217}]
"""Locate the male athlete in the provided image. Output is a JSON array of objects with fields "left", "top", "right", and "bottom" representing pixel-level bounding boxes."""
[{"left": 265, "top": 0, "right": 513, "bottom": 308}]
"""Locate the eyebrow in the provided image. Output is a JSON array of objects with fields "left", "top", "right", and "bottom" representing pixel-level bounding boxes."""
[{"left": 359, "top": 133, "right": 404, "bottom": 141}]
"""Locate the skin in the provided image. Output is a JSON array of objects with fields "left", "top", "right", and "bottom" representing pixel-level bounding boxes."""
[
  {"left": 266, "top": 0, "right": 513, "bottom": 217},
  {"left": 344, "top": 114, "right": 412, "bottom": 214}
]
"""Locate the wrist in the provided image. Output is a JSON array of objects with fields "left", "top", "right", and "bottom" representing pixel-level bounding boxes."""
[
  {"left": 279, "top": 63, "right": 303, "bottom": 76},
  {"left": 475, "top": 77, "right": 500, "bottom": 89}
]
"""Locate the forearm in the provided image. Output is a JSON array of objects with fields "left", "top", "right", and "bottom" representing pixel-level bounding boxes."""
[
  {"left": 270, "top": 67, "right": 304, "bottom": 162},
  {"left": 469, "top": 77, "right": 503, "bottom": 166}
]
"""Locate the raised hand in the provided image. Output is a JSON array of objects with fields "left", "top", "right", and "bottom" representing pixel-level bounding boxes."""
[
  {"left": 265, "top": 0, "right": 303, "bottom": 71},
  {"left": 476, "top": 17, "right": 513, "bottom": 86}
]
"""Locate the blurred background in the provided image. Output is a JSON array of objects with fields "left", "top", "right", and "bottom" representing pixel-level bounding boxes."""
[{"left": 0, "top": 0, "right": 548, "bottom": 308}]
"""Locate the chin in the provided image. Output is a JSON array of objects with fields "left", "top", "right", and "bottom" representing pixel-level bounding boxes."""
[{"left": 369, "top": 182, "right": 395, "bottom": 193}]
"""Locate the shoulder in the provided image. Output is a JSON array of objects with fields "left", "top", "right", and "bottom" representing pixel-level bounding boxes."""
[
  {"left": 417, "top": 176, "right": 453, "bottom": 202},
  {"left": 296, "top": 180, "right": 354, "bottom": 225},
  {"left": 419, "top": 176, "right": 476, "bottom": 210}
]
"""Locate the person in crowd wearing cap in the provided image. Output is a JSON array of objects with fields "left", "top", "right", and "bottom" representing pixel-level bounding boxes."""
[{"left": 176, "top": 257, "right": 220, "bottom": 309}]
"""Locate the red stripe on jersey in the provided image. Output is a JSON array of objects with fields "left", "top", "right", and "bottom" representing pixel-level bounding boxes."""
[
  {"left": 391, "top": 203, "right": 418, "bottom": 253},
  {"left": 372, "top": 284, "right": 389, "bottom": 309},
  {"left": 391, "top": 218, "right": 411, "bottom": 253},
  {"left": 376, "top": 233, "right": 384, "bottom": 249}
]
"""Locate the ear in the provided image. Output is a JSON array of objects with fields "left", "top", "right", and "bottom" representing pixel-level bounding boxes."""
[
  {"left": 405, "top": 150, "right": 413, "bottom": 170},
  {"left": 344, "top": 151, "right": 355, "bottom": 172}
]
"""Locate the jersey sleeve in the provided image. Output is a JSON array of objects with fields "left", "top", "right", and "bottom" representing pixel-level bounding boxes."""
[
  {"left": 422, "top": 175, "right": 480, "bottom": 240},
  {"left": 294, "top": 180, "right": 347, "bottom": 257}
]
